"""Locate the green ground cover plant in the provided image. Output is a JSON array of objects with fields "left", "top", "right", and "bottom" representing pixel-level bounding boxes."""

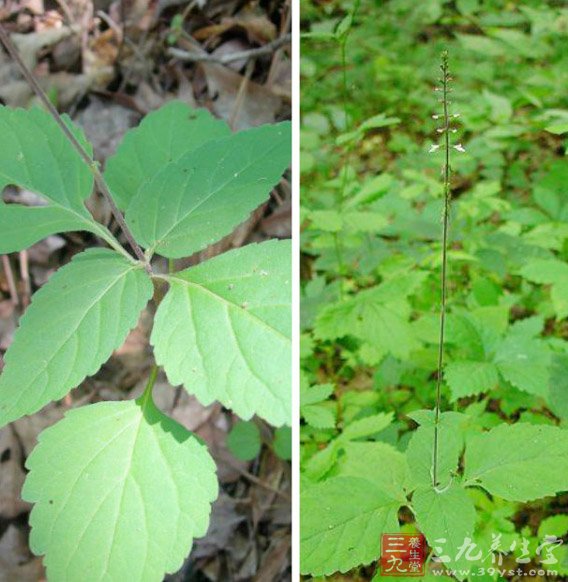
[
  {"left": 300, "top": 1, "right": 568, "bottom": 580},
  {"left": 0, "top": 29, "right": 291, "bottom": 581}
]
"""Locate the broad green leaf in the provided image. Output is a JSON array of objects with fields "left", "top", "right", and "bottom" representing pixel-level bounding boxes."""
[
  {"left": 494, "top": 333, "right": 550, "bottom": 399},
  {"left": 23, "top": 397, "right": 217, "bottom": 581},
  {"left": 300, "top": 476, "right": 400, "bottom": 576},
  {"left": 300, "top": 377, "right": 336, "bottom": 427},
  {"left": 464, "top": 423, "right": 568, "bottom": 502},
  {"left": 413, "top": 482, "right": 476, "bottom": 576},
  {"left": 273, "top": 425, "right": 292, "bottom": 460},
  {"left": 0, "top": 249, "right": 153, "bottom": 427},
  {"left": 126, "top": 122, "right": 291, "bottom": 258},
  {"left": 341, "top": 412, "right": 393, "bottom": 440},
  {"left": 152, "top": 241, "right": 291, "bottom": 426},
  {"left": 0, "top": 107, "right": 101, "bottom": 251},
  {"left": 444, "top": 361, "right": 499, "bottom": 400},
  {"left": 315, "top": 280, "right": 422, "bottom": 360},
  {"left": 227, "top": 420, "right": 261, "bottom": 461},
  {"left": 104, "top": 101, "right": 230, "bottom": 210},
  {"left": 0, "top": 204, "right": 98, "bottom": 254},
  {"left": 405, "top": 411, "right": 466, "bottom": 490},
  {"left": 0, "top": 106, "right": 93, "bottom": 211},
  {"left": 302, "top": 404, "right": 336, "bottom": 428},
  {"left": 549, "top": 353, "right": 568, "bottom": 420},
  {"left": 520, "top": 259, "right": 568, "bottom": 319},
  {"left": 336, "top": 441, "right": 408, "bottom": 501},
  {"left": 546, "top": 122, "right": 568, "bottom": 135}
]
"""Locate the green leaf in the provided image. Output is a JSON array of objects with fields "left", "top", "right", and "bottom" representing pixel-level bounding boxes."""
[
  {"left": 405, "top": 411, "right": 466, "bottom": 490},
  {"left": 315, "top": 274, "right": 426, "bottom": 360},
  {"left": 413, "top": 482, "right": 476, "bottom": 575},
  {"left": 0, "top": 107, "right": 102, "bottom": 251},
  {"left": 23, "top": 397, "right": 217, "bottom": 581},
  {"left": 494, "top": 333, "right": 550, "bottom": 399},
  {"left": 227, "top": 420, "right": 261, "bottom": 461},
  {"left": 0, "top": 106, "right": 93, "bottom": 211},
  {"left": 0, "top": 204, "right": 98, "bottom": 254},
  {"left": 336, "top": 441, "right": 408, "bottom": 501},
  {"left": 545, "top": 122, "right": 568, "bottom": 135},
  {"left": 104, "top": 101, "right": 230, "bottom": 210},
  {"left": 274, "top": 425, "right": 292, "bottom": 460},
  {"left": 341, "top": 412, "right": 393, "bottom": 440},
  {"left": 126, "top": 122, "right": 291, "bottom": 258},
  {"left": 444, "top": 361, "right": 499, "bottom": 400},
  {"left": 300, "top": 476, "right": 400, "bottom": 576},
  {"left": 0, "top": 249, "right": 153, "bottom": 427},
  {"left": 152, "top": 241, "right": 291, "bottom": 426},
  {"left": 464, "top": 423, "right": 568, "bottom": 502},
  {"left": 520, "top": 259, "right": 568, "bottom": 319},
  {"left": 302, "top": 404, "right": 336, "bottom": 428}
]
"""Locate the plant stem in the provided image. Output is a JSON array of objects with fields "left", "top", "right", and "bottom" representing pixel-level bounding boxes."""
[
  {"left": 333, "top": 0, "right": 360, "bottom": 297},
  {"left": 0, "top": 24, "right": 151, "bottom": 275},
  {"left": 139, "top": 365, "right": 159, "bottom": 411},
  {"left": 432, "top": 51, "right": 451, "bottom": 489}
]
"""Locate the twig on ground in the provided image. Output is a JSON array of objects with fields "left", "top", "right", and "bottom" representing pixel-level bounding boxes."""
[
  {"left": 229, "top": 59, "right": 255, "bottom": 129},
  {"left": 168, "top": 34, "right": 291, "bottom": 65},
  {"left": 0, "top": 23, "right": 152, "bottom": 274},
  {"left": 224, "top": 456, "right": 291, "bottom": 501},
  {"left": 18, "top": 250, "right": 30, "bottom": 308}
]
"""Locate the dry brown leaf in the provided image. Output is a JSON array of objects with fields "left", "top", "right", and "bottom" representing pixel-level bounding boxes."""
[
  {"left": 200, "top": 62, "right": 282, "bottom": 130},
  {"left": 0, "top": 525, "right": 44, "bottom": 582},
  {"left": 0, "top": 427, "right": 29, "bottom": 518}
]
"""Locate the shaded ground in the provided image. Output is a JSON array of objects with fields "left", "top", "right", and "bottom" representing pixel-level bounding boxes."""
[{"left": 0, "top": 0, "right": 291, "bottom": 579}]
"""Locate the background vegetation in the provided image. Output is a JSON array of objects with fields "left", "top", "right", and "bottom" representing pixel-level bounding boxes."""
[{"left": 300, "top": 0, "right": 568, "bottom": 579}]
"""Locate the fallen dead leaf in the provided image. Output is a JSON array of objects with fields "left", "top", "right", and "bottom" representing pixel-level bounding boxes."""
[
  {"left": 200, "top": 63, "right": 282, "bottom": 130},
  {"left": 0, "top": 427, "right": 29, "bottom": 519}
]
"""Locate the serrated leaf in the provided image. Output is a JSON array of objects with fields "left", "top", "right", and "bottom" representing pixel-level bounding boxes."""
[
  {"left": 444, "top": 361, "right": 499, "bottom": 400},
  {"left": 104, "top": 101, "right": 230, "bottom": 210},
  {"left": 520, "top": 259, "right": 568, "bottom": 319},
  {"left": 302, "top": 404, "right": 336, "bottom": 428},
  {"left": 0, "top": 204, "right": 98, "bottom": 254},
  {"left": 300, "top": 476, "right": 400, "bottom": 576},
  {"left": 405, "top": 411, "right": 466, "bottom": 490},
  {"left": 23, "top": 397, "right": 217, "bottom": 581},
  {"left": 494, "top": 334, "right": 550, "bottom": 398},
  {"left": 336, "top": 441, "right": 408, "bottom": 501},
  {"left": 0, "top": 106, "right": 93, "bottom": 210},
  {"left": 315, "top": 290, "right": 419, "bottom": 360},
  {"left": 126, "top": 122, "right": 291, "bottom": 258},
  {"left": 0, "top": 249, "right": 153, "bottom": 427},
  {"left": 341, "top": 412, "right": 393, "bottom": 440},
  {"left": 414, "top": 482, "right": 476, "bottom": 576},
  {"left": 152, "top": 241, "right": 291, "bottom": 426},
  {"left": 464, "top": 423, "right": 568, "bottom": 502},
  {"left": 227, "top": 420, "right": 261, "bottom": 461},
  {"left": 0, "top": 107, "right": 102, "bottom": 251}
]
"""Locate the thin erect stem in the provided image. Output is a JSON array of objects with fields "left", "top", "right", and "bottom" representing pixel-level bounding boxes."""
[
  {"left": 0, "top": 24, "right": 151, "bottom": 274},
  {"left": 432, "top": 51, "right": 452, "bottom": 489},
  {"left": 334, "top": 0, "right": 361, "bottom": 297}
]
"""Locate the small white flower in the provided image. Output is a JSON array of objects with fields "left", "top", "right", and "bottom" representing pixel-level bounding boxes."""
[
  {"left": 453, "top": 143, "right": 466, "bottom": 153},
  {"left": 452, "top": 113, "right": 461, "bottom": 118},
  {"left": 429, "top": 144, "right": 441, "bottom": 153},
  {"left": 436, "top": 128, "right": 445, "bottom": 133},
  {"left": 451, "top": 129, "right": 457, "bottom": 133},
  {"left": 432, "top": 114, "right": 440, "bottom": 119}
]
